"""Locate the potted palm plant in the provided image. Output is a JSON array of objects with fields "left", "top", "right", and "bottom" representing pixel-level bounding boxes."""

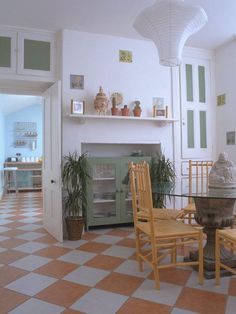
[
  {"left": 62, "top": 152, "right": 90, "bottom": 240},
  {"left": 150, "top": 154, "right": 176, "bottom": 208}
]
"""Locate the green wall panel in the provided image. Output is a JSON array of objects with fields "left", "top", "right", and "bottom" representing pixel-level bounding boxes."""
[
  {"left": 198, "top": 66, "right": 206, "bottom": 103},
  {"left": 186, "top": 64, "right": 193, "bottom": 102},
  {"left": 200, "top": 111, "right": 207, "bottom": 148},
  {"left": 0, "top": 36, "right": 11, "bottom": 67},
  {"left": 187, "top": 110, "right": 194, "bottom": 148},
  {"left": 24, "top": 39, "right": 50, "bottom": 71}
]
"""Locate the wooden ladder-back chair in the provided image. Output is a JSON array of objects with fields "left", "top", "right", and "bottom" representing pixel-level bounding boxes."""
[
  {"left": 129, "top": 161, "right": 203, "bottom": 289},
  {"left": 183, "top": 160, "right": 213, "bottom": 225},
  {"left": 215, "top": 229, "right": 236, "bottom": 285}
]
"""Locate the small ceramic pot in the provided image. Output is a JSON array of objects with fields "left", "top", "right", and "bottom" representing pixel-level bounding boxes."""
[
  {"left": 133, "top": 108, "right": 142, "bottom": 117},
  {"left": 121, "top": 106, "right": 129, "bottom": 116},
  {"left": 111, "top": 107, "right": 119, "bottom": 116}
]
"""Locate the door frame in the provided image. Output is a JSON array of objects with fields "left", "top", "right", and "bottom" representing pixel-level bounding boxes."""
[{"left": 0, "top": 80, "right": 62, "bottom": 239}]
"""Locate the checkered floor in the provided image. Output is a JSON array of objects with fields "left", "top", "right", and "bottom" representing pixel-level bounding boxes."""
[{"left": 0, "top": 192, "right": 236, "bottom": 314}]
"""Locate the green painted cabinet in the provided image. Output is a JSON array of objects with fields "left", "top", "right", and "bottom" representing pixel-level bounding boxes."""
[
  {"left": 0, "top": 29, "right": 55, "bottom": 77},
  {"left": 86, "top": 156, "right": 151, "bottom": 229}
]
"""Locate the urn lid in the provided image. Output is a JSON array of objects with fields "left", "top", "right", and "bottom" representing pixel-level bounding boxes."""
[
  {"left": 209, "top": 152, "right": 236, "bottom": 189},
  {"left": 95, "top": 86, "right": 107, "bottom": 99}
]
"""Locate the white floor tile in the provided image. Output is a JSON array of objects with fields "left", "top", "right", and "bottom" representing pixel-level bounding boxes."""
[
  {"left": 63, "top": 265, "right": 109, "bottom": 286},
  {"left": 55, "top": 239, "right": 87, "bottom": 249},
  {"left": 132, "top": 279, "right": 182, "bottom": 306},
  {"left": 226, "top": 296, "right": 236, "bottom": 314},
  {"left": 9, "top": 298, "right": 64, "bottom": 314},
  {"left": 114, "top": 259, "right": 152, "bottom": 278},
  {"left": 10, "top": 254, "right": 52, "bottom": 271},
  {"left": 71, "top": 288, "right": 128, "bottom": 314},
  {"left": 0, "top": 235, "right": 10, "bottom": 241},
  {"left": 0, "top": 226, "right": 11, "bottom": 233},
  {"left": 102, "top": 245, "right": 136, "bottom": 258},
  {"left": 16, "top": 231, "right": 45, "bottom": 241},
  {"left": 186, "top": 271, "right": 230, "bottom": 294},
  {"left": 58, "top": 250, "right": 96, "bottom": 265},
  {"left": 171, "top": 308, "right": 199, "bottom": 314},
  {"left": 18, "top": 217, "right": 42, "bottom": 223},
  {"left": 14, "top": 241, "right": 49, "bottom": 253},
  {"left": 6, "top": 273, "right": 57, "bottom": 296},
  {"left": 94, "top": 234, "right": 122, "bottom": 244},
  {"left": 17, "top": 224, "right": 42, "bottom": 231},
  {"left": 0, "top": 213, "right": 14, "bottom": 218},
  {"left": 0, "top": 219, "right": 12, "bottom": 225}
]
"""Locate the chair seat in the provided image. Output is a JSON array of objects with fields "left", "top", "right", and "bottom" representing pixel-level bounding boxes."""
[
  {"left": 183, "top": 203, "right": 196, "bottom": 212},
  {"left": 218, "top": 228, "right": 236, "bottom": 241},
  {"left": 138, "top": 208, "right": 184, "bottom": 220},
  {"left": 138, "top": 219, "right": 200, "bottom": 238}
]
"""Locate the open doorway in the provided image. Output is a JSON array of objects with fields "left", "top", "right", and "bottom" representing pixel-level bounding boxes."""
[
  {"left": 0, "top": 94, "right": 43, "bottom": 195},
  {"left": 0, "top": 81, "right": 63, "bottom": 242}
]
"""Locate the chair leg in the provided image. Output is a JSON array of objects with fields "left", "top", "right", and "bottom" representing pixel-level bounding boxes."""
[
  {"left": 171, "top": 240, "right": 177, "bottom": 264},
  {"left": 215, "top": 230, "right": 220, "bottom": 285},
  {"left": 152, "top": 240, "right": 160, "bottom": 289},
  {"left": 135, "top": 229, "right": 143, "bottom": 272},
  {"left": 198, "top": 230, "right": 204, "bottom": 285}
]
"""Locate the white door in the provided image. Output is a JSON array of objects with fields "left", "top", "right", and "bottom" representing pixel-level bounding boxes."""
[
  {"left": 42, "top": 81, "right": 63, "bottom": 242},
  {"left": 180, "top": 57, "right": 213, "bottom": 159}
]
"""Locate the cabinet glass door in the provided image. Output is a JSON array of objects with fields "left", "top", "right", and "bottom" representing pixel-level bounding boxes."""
[
  {"left": 0, "top": 30, "right": 16, "bottom": 73},
  {"left": 17, "top": 32, "right": 55, "bottom": 77},
  {"left": 120, "top": 156, "right": 151, "bottom": 222},
  {"left": 88, "top": 158, "right": 120, "bottom": 226}
]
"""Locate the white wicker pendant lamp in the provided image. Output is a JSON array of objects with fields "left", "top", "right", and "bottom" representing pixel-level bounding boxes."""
[{"left": 133, "top": 0, "right": 208, "bottom": 66}]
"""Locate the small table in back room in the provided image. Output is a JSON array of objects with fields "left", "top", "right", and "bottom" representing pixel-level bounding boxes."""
[{"left": 153, "top": 179, "right": 236, "bottom": 279}]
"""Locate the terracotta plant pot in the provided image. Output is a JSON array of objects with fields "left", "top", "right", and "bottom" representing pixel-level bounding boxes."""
[
  {"left": 121, "top": 106, "right": 129, "bottom": 116},
  {"left": 111, "top": 107, "right": 119, "bottom": 116},
  {"left": 65, "top": 216, "right": 84, "bottom": 240},
  {"left": 133, "top": 108, "right": 142, "bottom": 117}
]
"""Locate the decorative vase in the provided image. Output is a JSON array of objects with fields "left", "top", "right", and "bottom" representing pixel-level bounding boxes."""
[
  {"left": 94, "top": 86, "right": 109, "bottom": 114},
  {"left": 133, "top": 100, "right": 142, "bottom": 117},
  {"left": 121, "top": 105, "right": 129, "bottom": 116},
  {"left": 133, "top": 108, "right": 142, "bottom": 117}
]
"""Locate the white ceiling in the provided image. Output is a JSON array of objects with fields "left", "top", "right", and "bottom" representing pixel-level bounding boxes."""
[{"left": 0, "top": 0, "right": 235, "bottom": 50}]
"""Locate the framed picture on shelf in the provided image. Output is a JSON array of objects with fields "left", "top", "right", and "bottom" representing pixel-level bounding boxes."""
[
  {"left": 71, "top": 100, "right": 85, "bottom": 115},
  {"left": 153, "top": 107, "right": 166, "bottom": 117}
]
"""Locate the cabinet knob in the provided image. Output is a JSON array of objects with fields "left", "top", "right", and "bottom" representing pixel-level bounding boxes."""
[{"left": 51, "top": 179, "right": 56, "bottom": 184}]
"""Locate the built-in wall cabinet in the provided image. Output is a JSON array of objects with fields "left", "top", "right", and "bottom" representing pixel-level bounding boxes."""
[
  {"left": 86, "top": 156, "right": 151, "bottom": 229},
  {"left": 0, "top": 29, "right": 55, "bottom": 78}
]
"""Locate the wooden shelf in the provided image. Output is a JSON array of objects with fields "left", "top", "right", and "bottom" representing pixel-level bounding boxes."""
[{"left": 69, "top": 114, "right": 177, "bottom": 124}]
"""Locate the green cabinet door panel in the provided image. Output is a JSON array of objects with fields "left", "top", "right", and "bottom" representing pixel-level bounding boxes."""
[
  {"left": 187, "top": 110, "right": 195, "bottom": 148},
  {"left": 186, "top": 64, "right": 193, "bottom": 102},
  {"left": 198, "top": 65, "right": 206, "bottom": 103},
  {"left": 24, "top": 39, "right": 50, "bottom": 71},
  {"left": 0, "top": 36, "right": 11, "bottom": 67}
]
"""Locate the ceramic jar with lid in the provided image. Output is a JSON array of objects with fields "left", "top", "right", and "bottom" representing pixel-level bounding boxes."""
[{"left": 94, "top": 86, "right": 109, "bottom": 114}]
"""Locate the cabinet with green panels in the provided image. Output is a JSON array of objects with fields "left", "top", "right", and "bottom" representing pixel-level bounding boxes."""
[
  {"left": 0, "top": 29, "right": 55, "bottom": 77},
  {"left": 86, "top": 156, "right": 151, "bottom": 229}
]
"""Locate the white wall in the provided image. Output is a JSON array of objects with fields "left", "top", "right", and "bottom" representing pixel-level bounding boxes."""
[
  {"left": 0, "top": 111, "right": 5, "bottom": 198},
  {"left": 215, "top": 39, "right": 236, "bottom": 163},
  {"left": 62, "top": 30, "right": 175, "bottom": 160}
]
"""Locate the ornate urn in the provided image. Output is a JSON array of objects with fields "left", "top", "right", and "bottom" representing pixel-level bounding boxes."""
[
  {"left": 209, "top": 152, "right": 236, "bottom": 188},
  {"left": 94, "top": 86, "right": 109, "bottom": 114}
]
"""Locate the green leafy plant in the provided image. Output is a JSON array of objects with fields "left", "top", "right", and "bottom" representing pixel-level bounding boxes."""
[
  {"left": 150, "top": 154, "right": 176, "bottom": 208},
  {"left": 62, "top": 152, "right": 90, "bottom": 220}
]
